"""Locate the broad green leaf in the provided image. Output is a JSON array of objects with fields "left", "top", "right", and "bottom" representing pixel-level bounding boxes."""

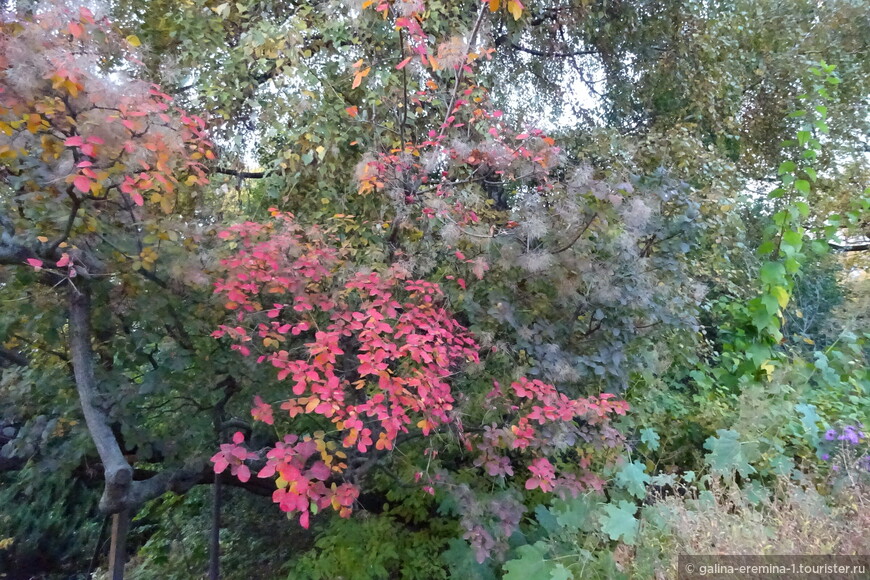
[
  {"left": 704, "top": 429, "right": 759, "bottom": 478},
  {"left": 640, "top": 428, "right": 660, "bottom": 451},
  {"left": 599, "top": 501, "right": 638, "bottom": 544},
  {"left": 503, "top": 543, "right": 550, "bottom": 580},
  {"left": 615, "top": 460, "right": 650, "bottom": 499}
]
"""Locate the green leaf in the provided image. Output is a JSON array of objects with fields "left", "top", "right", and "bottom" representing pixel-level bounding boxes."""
[
  {"left": 503, "top": 543, "right": 550, "bottom": 580},
  {"left": 550, "top": 564, "right": 573, "bottom": 580},
  {"left": 615, "top": 460, "right": 650, "bottom": 499},
  {"left": 552, "top": 494, "right": 600, "bottom": 532},
  {"left": 599, "top": 501, "right": 638, "bottom": 544},
  {"left": 794, "top": 179, "right": 810, "bottom": 194},
  {"left": 703, "top": 429, "right": 759, "bottom": 478},
  {"left": 777, "top": 161, "right": 796, "bottom": 175},
  {"left": 795, "top": 403, "right": 822, "bottom": 447},
  {"left": 759, "top": 262, "right": 785, "bottom": 285},
  {"left": 640, "top": 428, "right": 660, "bottom": 451}
]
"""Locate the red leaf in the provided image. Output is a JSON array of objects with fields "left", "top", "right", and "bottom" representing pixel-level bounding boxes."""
[
  {"left": 395, "top": 57, "right": 413, "bottom": 70},
  {"left": 73, "top": 175, "right": 91, "bottom": 193}
]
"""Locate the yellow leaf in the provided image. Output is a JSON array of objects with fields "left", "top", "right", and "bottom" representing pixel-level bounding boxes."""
[
  {"left": 125, "top": 35, "right": 141, "bottom": 47},
  {"left": 802, "top": 337, "right": 815, "bottom": 345},
  {"left": 488, "top": 0, "right": 500, "bottom": 11},
  {"left": 771, "top": 285, "right": 790, "bottom": 309},
  {"left": 760, "top": 361, "right": 775, "bottom": 381},
  {"left": 507, "top": 0, "right": 523, "bottom": 20}
]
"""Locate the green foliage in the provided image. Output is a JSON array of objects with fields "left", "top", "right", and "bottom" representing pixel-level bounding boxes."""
[
  {"left": 614, "top": 461, "right": 650, "bottom": 499},
  {"left": 599, "top": 502, "right": 639, "bottom": 545},
  {"left": 704, "top": 429, "right": 760, "bottom": 479},
  {"left": 289, "top": 512, "right": 456, "bottom": 580}
]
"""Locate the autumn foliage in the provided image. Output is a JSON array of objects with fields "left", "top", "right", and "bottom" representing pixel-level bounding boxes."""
[
  {"left": 211, "top": 210, "right": 628, "bottom": 535},
  {"left": 0, "top": 7, "right": 211, "bottom": 274}
]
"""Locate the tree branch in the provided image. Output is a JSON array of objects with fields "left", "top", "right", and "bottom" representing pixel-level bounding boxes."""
[
  {"left": 0, "top": 347, "right": 28, "bottom": 367},
  {"left": 552, "top": 213, "right": 597, "bottom": 254},
  {"left": 213, "top": 167, "right": 268, "bottom": 179},
  {"left": 497, "top": 36, "right": 598, "bottom": 58},
  {"left": 68, "top": 283, "right": 134, "bottom": 514}
]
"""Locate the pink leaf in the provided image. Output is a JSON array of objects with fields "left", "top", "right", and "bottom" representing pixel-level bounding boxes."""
[
  {"left": 26, "top": 258, "right": 43, "bottom": 269},
  {"left": 73, "top": 175, "right": 91, "bottom": 193},
  {"left": 236, "top": 464, "right": 251, "bottom": 482},
  {"left": 212, "top": 456, "right": 229, "bottom": 474},
  {"left": 64, "top": 136, "right": 85, "bottom": 147},
  {"left": 232, "top": 431, "right": 245, "bottom": 444},
  {"left": 395, "top": 57, "right": 413, "bottom": 70},
  {"left": 56, "top": 253, "right": 70, "bottom": 267}
]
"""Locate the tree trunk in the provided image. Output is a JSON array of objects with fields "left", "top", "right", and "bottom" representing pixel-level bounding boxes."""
[
  {"left": 209, "top": 473, "right": 222, "bottom": 580},
  {"left": 108, "top": 510, "right": 130, "bottom": 580}
]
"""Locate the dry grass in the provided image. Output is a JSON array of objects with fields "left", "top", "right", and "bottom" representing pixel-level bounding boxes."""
[{"left": 634, "top": 474, "right": 869, "bottom": 578}]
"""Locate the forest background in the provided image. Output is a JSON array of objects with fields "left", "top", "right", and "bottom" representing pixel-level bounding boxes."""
[{"left": 0, "top": 0, "right": 868, "bottom": 578}]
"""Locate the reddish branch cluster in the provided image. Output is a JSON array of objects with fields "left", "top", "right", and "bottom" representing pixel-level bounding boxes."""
[
  {"left": 0, "top": 6, "right": 211, "bottom": 254},
  {"left": 212, "top": 211, "right": 629, "bottom": 529},
  {"left": 212, "top": 211, "right": 483, "bottom": 525},
  {"left": 474, "top": 378, "right": 628, "bottom": 495}
]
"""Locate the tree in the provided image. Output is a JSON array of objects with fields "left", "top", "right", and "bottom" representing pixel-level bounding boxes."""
[{"left": 0, "top": 7, "right": 236, "bottom": 578}]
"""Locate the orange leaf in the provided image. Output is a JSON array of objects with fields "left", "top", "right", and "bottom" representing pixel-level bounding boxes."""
[
  {"left": 395, "top": 56, "right": 412, "bottom": 70},
  {"left": 488, "top": 0, "right": 500, "bottom": 12},
  {"left": 345, "top": 106, "right": 358, "bottom": 117},
  {"left": 68, "top": 22, "right": 83, "bottom": 38},
  {"left": 352, "top": 67, "right": 370, "bottom": 89}
]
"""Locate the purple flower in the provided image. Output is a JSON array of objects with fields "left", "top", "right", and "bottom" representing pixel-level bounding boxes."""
[
  {"left": 825, "top": 429, "right": 837, "bottom": 441},
  {"left": 838, "top": 426, "right": 861, "bottom": 446},
  {"left": 821, "top": 453, "right": 830, "bottom": 461}
]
